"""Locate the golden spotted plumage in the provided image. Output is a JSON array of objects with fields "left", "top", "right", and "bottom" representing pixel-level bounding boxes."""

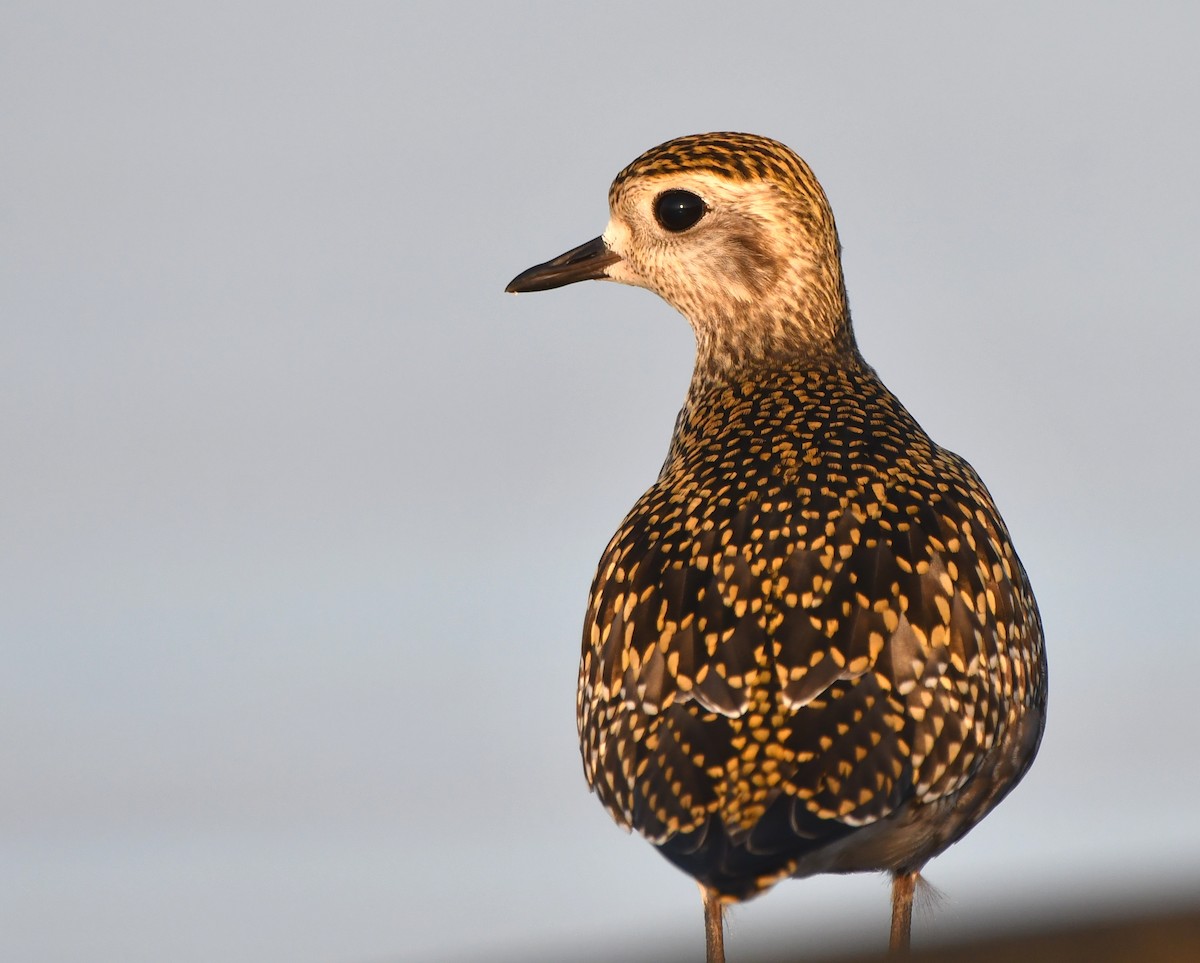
[{"left": 508, "top": 131, "right": 1046, "bottom": 957}]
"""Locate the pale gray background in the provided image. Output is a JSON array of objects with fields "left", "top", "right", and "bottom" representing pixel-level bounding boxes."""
[{"left": 4, "top": 3, "right": 1199, "bottom": 962}]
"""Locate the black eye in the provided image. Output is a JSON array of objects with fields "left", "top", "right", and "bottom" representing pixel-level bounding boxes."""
[{"left": 654, "top": 190, "right": 707, "bottom": 232}]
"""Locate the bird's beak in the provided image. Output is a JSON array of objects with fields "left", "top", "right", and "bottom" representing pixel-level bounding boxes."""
[{"left": 505, "top": 235, "right": 622, "bottom": 293}]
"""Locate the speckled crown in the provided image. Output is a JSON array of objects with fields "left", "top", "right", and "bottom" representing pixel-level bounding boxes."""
[{"left": 609, "top": 131, "right": 825, "bottom": 206}]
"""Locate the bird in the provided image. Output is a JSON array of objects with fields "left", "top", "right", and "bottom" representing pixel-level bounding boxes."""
[{"left": 506, "top": 132, "right": 1047, "bottom": 962}]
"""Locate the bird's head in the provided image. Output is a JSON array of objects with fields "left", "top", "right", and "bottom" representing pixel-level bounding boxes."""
[{"left": 507, "top": 132, "right": 857, "bottom": 376}]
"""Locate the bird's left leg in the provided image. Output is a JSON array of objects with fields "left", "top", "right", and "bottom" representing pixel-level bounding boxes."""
[{"left": 701, "top": 885, "right": 726, "bottom": 963}]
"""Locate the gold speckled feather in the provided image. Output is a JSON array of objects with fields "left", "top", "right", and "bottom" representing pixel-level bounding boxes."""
[{"left": 508, "top": 131, "right": 1046, "bottom": 954}]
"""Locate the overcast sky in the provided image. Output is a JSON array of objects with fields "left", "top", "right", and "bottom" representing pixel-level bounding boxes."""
[{"left": 4, "top": 3, "right": 1199, "bottom": 962}]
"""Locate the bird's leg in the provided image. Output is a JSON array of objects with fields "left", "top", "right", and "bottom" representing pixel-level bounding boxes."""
[
  {"left": 701, "top": 886, "right": 726, "bottom": 963},
  {"left": 889, "top": 870, "right": 920, "bottom": 954}
]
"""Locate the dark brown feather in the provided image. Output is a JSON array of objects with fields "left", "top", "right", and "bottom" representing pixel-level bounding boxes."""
[{"left": 577, "top": 359, "right": 1045, "bottom": 897}]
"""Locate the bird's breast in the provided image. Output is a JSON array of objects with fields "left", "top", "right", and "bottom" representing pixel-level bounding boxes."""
[{"left": 578, "top": 366, "right": 1045, "bottom": 861}]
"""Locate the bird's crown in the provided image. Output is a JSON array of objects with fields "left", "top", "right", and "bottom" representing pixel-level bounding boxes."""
[{"left": 608, "top": 132, "right": 827, "bottom": 210}]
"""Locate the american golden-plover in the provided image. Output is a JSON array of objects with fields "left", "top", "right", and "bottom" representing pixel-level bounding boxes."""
[{"left": 507, "top": 132, "right": 1046, "bottom": 962}]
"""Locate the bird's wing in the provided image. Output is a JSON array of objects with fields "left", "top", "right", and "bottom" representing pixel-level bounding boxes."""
[{"left": 579, "top": 453, "right": 1039, "bottom": 848}]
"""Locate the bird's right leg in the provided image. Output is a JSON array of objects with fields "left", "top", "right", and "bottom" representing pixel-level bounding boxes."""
[{"left": 889, "top": 869, "right": 921, "bottom": 954}]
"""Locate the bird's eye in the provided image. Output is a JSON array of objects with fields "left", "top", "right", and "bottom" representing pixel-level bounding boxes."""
[{"left": 654, "top": 190, "right": 707, "bottom": 232}]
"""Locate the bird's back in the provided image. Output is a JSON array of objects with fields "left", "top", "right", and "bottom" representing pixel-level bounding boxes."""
[{"left": 578, "top": 357, "right": 1046, "bottom": 899}]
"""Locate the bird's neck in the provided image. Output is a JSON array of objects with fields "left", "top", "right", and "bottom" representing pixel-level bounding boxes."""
[
  {"left": 680, "top": 240, "right": 858, "bottom": 389},
  {"left": 687, "top": 305, "right": 860, "bottom": 392}
]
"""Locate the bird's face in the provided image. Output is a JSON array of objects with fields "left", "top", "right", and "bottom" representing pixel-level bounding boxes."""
[
  {"left": 506, "top": 174, "right": 801, "bottom": 316},
  {"left": 601, "top": 174, "right": 793, "bottom": 325}
]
